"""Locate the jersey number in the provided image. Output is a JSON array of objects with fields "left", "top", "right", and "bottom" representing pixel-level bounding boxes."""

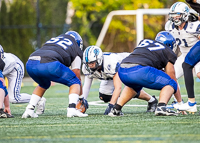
[
  {"left": 176, "top": 38, "right": 189, "bottom": 47},
  {"left": 46, "top": 36, "right": 73, "bottom": 50},
  {"left": 137, "top": 39, "right": 165, "bottom": 51}
]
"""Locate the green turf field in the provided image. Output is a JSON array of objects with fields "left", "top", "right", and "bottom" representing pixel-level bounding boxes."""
[{"left": 1, "top": 77, "right": 200, "bottom": 143}]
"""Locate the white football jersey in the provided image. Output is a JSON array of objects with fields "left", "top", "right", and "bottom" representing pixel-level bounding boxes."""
[
  {"left": 165, "top": 20, "right": 200, "bottom": 53},
  {"left": 82, "top": 52, "right": 130, "bottom": 80},
  {"left": 2, "top": 53, "right": 24, "bottom": 75}
]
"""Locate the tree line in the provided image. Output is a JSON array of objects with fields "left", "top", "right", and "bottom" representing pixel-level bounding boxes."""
[{"left": 0, "top": 0, "right": 183, "bottom": 75}]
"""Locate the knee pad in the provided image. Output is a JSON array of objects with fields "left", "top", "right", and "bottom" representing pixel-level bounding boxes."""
[
  {"left": 133, "top": 91, "right": 140, "bottom": 98},
  {"left": 99, "top": 92, "right": 112, "bottom": 103}
]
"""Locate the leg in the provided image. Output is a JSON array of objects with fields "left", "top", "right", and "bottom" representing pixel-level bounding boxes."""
[
  {"left": 117, "top": 86, "right": 137, "bottom": 107},
  {"left": 22, "top": 85, "right": 47, "bottom": 118},
  {"left": 67, "top": 84, "right": 88, "bottom": 117},
  {"left": 159, "top": 85, "right": 174, "bottom": 104},
  {"left": 6, "top": 66, "right": 32, "bottom": 104},
  {"left": 177, "top": 42, "right": 200, "bottom": 113},
  {"left": 99, "top": 80, "right": 113, "bottom": 103},
  {"left": 138, "top": 90, "right": 158, "bottom": 112},
  {"left": 155, "top": 85, "right": 178, "bottom": 116},
  {"left": 108, "top": 86, "right": 137, "bottom": 117}
]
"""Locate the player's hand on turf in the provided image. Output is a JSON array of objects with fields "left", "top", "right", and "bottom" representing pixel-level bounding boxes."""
[
  {"left": 4, "top": 107, "right": 11, "bottom": 115},
  {"left": 104, "top": 103, "right": 114, "bottom": 115},
  {"left": 79, "top": 97, "right": 89, "bottom": 109},
  {"left": 177, "top": 110, "right": 187, "bottom": 115}
]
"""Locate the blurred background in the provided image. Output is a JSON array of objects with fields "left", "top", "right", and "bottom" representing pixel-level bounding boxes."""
[{"left": 0, "top": 0, "right": 185, "bottom": 76}]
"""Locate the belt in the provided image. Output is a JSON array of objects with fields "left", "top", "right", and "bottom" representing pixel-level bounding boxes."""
[
  {"left": 29, "top": 56, "right": 41, "bottom": 61},
  {"left": 120, "top": 63, "right": 139, "bottom": 68}
]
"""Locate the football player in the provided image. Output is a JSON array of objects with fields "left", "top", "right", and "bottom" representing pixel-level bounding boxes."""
[
  {"left": 165, "top": 2, "right": 200, "bottom": 113},
  {"left": 108, "top": 31, "right": 183, "bottom": 116},
  {"left": 82, "top": 46, "right": 158, "bottom": 115},
  {"left": 0, "top": 45, "right": 46, "bottom": 115},
  {"left": 0, "top": 45, "right": 14, "bottom": 118},
  {"left": 178, "top": 41, "right": 200, "bottom": 113},
  {"left": 22, "top": 31, "right": 88, "bottom": 118}
]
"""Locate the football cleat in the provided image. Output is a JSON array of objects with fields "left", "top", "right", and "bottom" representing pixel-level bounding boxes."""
[
  {"left": 177, "top": 101, "right": 197, "bottom": 114},
  {"left": 67, "top": 108, "right": 88, "bottom": 117},
  {"left": 155, "top": 106, "right": 178, "bottom": 116},
  {"left": 173, "top": 101, "right": 184, "bottom": 109},
  {"left": 0, "top": 108, "right": 14, "bottom": 118},
  {"left": 108, "top": 108, "right": 124, "bottom": 117},
  {"left": 166, "top": 101, "right": 177, "bottom": 109},
  {"left": 36, "top": 97, "right": 46, "bottom": 115},
  {"left": 146, "top": 95, "right": 158, "bottom": 112},
  {"left": 22, "top": 104, "right": 38, "bottom": 118}
]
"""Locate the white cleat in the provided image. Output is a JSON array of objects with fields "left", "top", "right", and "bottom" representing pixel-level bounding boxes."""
[
  {"left": 67, "top": 108, "right": 88, "bottom": 117},
  {"left": 22, "top": 104, "right": 38, "bottom": 118},
  {"left": 178, "top": 101, "right": 197, "bottom": 114},
  {"left": 173, "top": 101, "right": 184, "bottom": 109},
  {"left": 36, "top": 97, "right": 46, "bottom": 115}
]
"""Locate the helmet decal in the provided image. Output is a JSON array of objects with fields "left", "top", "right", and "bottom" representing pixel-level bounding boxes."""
[{"left": 93, "top": 49, "right": 99, "bottom": 56}]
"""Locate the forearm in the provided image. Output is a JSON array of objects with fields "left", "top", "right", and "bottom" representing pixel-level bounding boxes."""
[
  {"left": 82, "top": 76, "right": 93, "bottom": 99},
  {"left": 4, "top": 94, "right": 10, "bottom": 109},
  {"left": 109, "top": 89, "right": 121, "bottom": 105}
]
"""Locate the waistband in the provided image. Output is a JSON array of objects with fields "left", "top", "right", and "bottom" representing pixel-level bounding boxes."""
[
  {"left": 29, "top": 56, "right": 41, "bottom": 61},
  {"left": 120, "top": 63, "right": 139, "bottom": 68}
]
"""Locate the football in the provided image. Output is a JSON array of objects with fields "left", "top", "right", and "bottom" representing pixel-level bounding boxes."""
[{"left": 76, "top": 100, "right": 86, "bottom": 113}]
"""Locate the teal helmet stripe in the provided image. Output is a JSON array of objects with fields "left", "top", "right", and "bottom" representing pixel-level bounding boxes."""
[
  {"left": 85, "top": 46, "right": 92, "bottom": 63},
  {"left": 172, "top": 2, "right": 179, "bottom": 12}
]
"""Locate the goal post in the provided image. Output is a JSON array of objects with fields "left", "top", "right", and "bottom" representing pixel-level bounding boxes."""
[{"left": 96, "top": 9, "right": 170, "bottom": 47}]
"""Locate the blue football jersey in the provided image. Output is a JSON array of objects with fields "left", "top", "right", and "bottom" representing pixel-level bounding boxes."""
[{"left": 122, "top": 39, "right": 177, "bottom": 70}]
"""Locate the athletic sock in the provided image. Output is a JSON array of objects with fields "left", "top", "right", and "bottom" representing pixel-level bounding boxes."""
[
  {"left": 29, "top": 94, "right": 41, "bottom": 107},
  {"left": 157, "top": 103, "right": 166, "bottom": 107},
  {"left": 148, "top": 96, "right": 155, "bottom": 103},
  {"left": 114, "top": 103, "right": 122, "bottom": 110}
]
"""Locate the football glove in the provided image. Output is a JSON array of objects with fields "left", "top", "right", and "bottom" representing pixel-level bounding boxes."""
[
  {"left": 79, "top": 97, "right": 89, "bottom": 109},
  {"left": 104, "top": 103, "right": 114, "bottom": 115}
]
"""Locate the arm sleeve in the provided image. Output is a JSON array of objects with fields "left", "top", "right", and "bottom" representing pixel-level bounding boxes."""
[
  {"left": 82, "top": 76, "right": 93, "bottom": 99},
  {"left": 71, "top": 56, "right": 81, "bottom": 70}
]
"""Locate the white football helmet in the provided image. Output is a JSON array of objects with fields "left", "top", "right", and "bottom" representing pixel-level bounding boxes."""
[
  {"left": 83, "top": 46, "right": 103, "bottom": 73},
  {"left": 0, "top": 45, "right": 4, "bottom": 59},
  {"left": 169, "top": 2, "right": 190, "bottom": 26}
]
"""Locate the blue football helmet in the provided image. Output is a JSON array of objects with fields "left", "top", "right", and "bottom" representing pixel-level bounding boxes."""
[
  {"left": 0, "top": 45, "right": 4, "bottom": 59},
  {"left": 65, "top": 31, "right": 83, "bottom": 50},
  {"left": 155, "top": 31, "right": 177, "bottom": 50}
]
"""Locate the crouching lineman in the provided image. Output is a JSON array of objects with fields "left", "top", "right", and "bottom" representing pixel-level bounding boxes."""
[
  {"left": 82, "top": 46, "right": 158, "bottom": 115},
  {"left": 0, "top": 48, "right": 14, "bottom": 118},
  {"left": 108, "top": 31, "right": 184, "bottom": 116},
  {"left": 0, "top": 45, "right": 46, "bottom": 115},
  {"left": 22, "top": 31, "right": 88, "bottom": 118}
]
